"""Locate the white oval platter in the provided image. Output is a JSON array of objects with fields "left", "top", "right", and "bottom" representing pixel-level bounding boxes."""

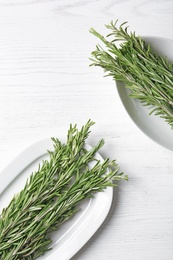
[{"left": 0, "top": 138, "right": 113, "bottom": 260}]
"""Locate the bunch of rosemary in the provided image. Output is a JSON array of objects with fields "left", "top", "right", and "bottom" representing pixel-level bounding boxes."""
[
  {"left": 90, "top": 21, "right": 173, "bottom": 128},
  {"left": 0, "top": 120, "right": 127, "bottom": 260}
]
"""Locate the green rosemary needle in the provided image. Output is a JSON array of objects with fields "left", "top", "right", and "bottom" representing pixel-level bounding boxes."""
[
  {"left": 0, "top": 120, "right": 127, "bottom": 259},
  {"left": 90, "top": 20, "right": 173, "bottom": 128}
]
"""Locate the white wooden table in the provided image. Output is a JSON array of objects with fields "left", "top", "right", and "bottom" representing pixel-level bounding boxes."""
[{"left": 0, "top": 1, "right": 173, "bottom": 259}]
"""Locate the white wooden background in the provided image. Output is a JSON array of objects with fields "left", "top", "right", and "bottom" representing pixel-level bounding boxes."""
[{"left": 0, "top": 0, "right": 173, "bottom": 259}]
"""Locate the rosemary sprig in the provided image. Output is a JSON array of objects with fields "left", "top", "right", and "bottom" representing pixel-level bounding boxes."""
[
  {"left": 0, "top": 120, "right": 127, "bottom": 259},
  {"left": 90, "top": 20, "right": 173, "bottom": 128}
]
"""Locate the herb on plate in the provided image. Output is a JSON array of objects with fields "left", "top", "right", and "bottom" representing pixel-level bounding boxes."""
[
  {"left": 90, "top": 21, "right": 173, "bottom": 128},
  {"left": 0, "top": 120, "right": 127, "bottom": 259}
]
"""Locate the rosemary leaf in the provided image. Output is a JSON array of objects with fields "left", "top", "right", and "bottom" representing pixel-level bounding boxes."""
[
  {"left": 0, "top": 120, "right": 127, "bottom": 259},
  {"left": 90, "top": 20, "right": 173, "bottom": 128}
]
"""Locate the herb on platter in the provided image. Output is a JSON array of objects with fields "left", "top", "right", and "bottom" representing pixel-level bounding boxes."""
[
  {"left": 0, "top": 120, "right": 127, "bottom": 259},
  {"left": 90, "top": 20, "right": 173, "bottom": 128}
]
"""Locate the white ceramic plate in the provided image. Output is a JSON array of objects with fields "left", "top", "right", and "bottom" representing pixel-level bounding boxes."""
[
  {"left": 0, "top": 138, "right": 113, "bottom": 260},
  {"left": 116, "top": 36, "right": 173, "bottom": 151}
]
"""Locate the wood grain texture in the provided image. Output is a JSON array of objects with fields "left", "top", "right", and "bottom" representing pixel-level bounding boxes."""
[{"left": 0, "top": 0, "right": 173, "bottom": 259}]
